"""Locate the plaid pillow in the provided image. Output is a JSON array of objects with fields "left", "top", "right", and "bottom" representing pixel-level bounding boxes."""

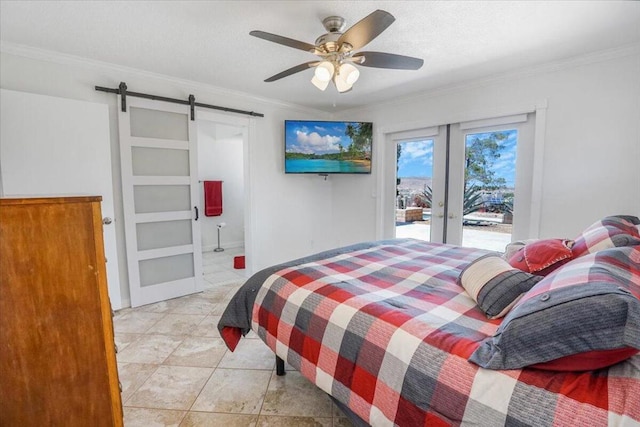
[
  {"left": 572, "top": 215, "right": 640, "bottom": 258},
  {"left": 458, "top": 254, "right": 543, "bottom": 319},
  {"left": 469, "top": 245, "right": 640, "bottom": 371}
]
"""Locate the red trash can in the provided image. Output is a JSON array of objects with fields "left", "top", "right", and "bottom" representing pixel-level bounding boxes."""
[{"left": 233, "top": 256, "right": 245, "bottom": 269}]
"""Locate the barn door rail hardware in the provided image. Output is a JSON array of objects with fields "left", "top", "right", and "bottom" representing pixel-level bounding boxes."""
[{"left": 95, "top": 82, "right": 264, "bottom": 120}]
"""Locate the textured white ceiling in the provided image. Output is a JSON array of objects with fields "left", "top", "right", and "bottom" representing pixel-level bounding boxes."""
[{"left": 1, "top": 1, "right": 639, "bottom": 112}]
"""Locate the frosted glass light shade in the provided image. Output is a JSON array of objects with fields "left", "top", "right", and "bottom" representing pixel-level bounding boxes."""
[
  {"left": 314, "top": 61, "right": 335, "bottom": 82},
  {"left": 333, "top": 73, "right": 352, "bottom": 93},
  {"left": 311, "top": 75, "right": 330, "bottom": 91},
  {"left": 339, "top": 63, "right": 360, "bottom": 85}
]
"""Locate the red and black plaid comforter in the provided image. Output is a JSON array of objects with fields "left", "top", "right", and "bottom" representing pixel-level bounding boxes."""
[{"left": 229, "top": 239, "right": 640, "bottom": 426}]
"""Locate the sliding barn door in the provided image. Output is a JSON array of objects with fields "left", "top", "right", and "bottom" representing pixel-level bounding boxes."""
[{"left": 118, "top": 96, "right": 203, "bottom": 307}]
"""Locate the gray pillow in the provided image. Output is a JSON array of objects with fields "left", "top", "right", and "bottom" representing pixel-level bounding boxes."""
[{"left": 469, "top": 246, "right": 640, "bottom": 371}]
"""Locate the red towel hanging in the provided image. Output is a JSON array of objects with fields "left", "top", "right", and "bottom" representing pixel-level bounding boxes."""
[{"left": 204, "top": 180, "right": 223, "bottom": 216}]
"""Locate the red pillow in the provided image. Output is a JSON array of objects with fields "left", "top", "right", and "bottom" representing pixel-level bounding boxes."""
[
  {"left": 531, "top": 347, "right": 639, "bottom": 371},
  {"left": 508, "top": 239, "right": 574, "bottom": 276}
]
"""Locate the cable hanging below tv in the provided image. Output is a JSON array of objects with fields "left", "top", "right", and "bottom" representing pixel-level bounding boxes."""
[{"left": 284, "top": 120, "right": 372, "bottom": 174}]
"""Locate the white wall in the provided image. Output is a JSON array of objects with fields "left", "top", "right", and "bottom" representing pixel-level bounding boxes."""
[
  {"left": 0, "top": 46, "right": 331, "bottom": 307},
  {"left": 335, "top": 46, "right": 640, "bottom": 242},
  {"left": 197, "top": 121, "right": 245, "bottom": 251}
]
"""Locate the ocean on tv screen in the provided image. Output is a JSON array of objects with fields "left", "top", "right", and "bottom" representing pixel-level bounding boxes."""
[{"left": 285, "top": 158, "right": 371, "bottom": 174}]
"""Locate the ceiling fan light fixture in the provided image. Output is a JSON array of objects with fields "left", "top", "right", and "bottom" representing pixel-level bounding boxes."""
[
  {"left": 311, "top": 75, "right": 330, "bottom": 91},
  {"left": 339, "top": 63, "right": 360, "bottom": 85},
  {"left": 333, "top": 73, "right": 353, "bottom": 93},
  {"left": 314, "top": 61, "right": 335, "bottom": 82}
]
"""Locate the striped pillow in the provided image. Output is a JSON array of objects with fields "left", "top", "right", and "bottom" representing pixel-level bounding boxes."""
[{"left": 458, "top": 254, "right": 543, "bottom": 319}]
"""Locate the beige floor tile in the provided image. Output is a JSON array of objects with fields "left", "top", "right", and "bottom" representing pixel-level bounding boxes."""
[
  {"left": 113, "top": 311, "right": 165, "bottom": 333},
  {"left": 261, "top": 371, "right": 333, "bottom": 418},
  {"left": 123, "top": 407, "right": 186, "bottom": 427},
  {"left": 217, "top": 338, "right": 275, "bottom": 370},
  {"left": 163, "top": 337, "right": 228, "bottom": 368},
  {"left": 146, "top": 314, "right": 207, "bottom": 335},
  {"left": 127, "top": 365, "right": 213, "bottom": 410},
  {"left": 118, "top": 362, "right": 159, "bottom": 403},
  {"left": 256, "top": 415, "right": 332, "bottom": 426},
  {"left": 168, "top": 296, "right": 219, "bottom": 316},
  {"left": 117, "top": 334, "right": 184, "bottom": 364},
  {"left": 115, "top": 333, "right": 143, "bottom": 352},
  {"left": 180, "top": 412, "right": 258, "bottom": 427},
  {"left": 210, "top": 284, "right": 245, "bottom": 314},
  {"left": 191, "top": 315, "right": 222, "bottom": 337},
  {"left": 204, "top": 271, "right": 246, "bottom": 287},
  {"left": 190, "top": 368, "right": 271, "bottom": 414},
  {"left": 211, "top": 302, "right": 230, "bottom": 316},
  {"left": 134, "top": 297, "right": 186, "bottom": 314},
  {"left": 201, "top": 285, "right": 237, "bottom": 303}
]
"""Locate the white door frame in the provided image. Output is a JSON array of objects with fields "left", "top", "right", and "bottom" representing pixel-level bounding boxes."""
[{"left": 196, "top": 109, "right": 255, "bottom": 275}]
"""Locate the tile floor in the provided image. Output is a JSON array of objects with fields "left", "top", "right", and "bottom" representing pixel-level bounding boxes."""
[{"left": 114, "top": 248, "right": 353, "bottom": 426}]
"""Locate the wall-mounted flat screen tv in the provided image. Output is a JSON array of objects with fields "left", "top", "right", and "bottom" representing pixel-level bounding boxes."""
[{"left": 284, "top": 120, "right": 372, "bottom": 174}]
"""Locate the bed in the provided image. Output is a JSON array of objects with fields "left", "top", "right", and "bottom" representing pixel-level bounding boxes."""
[{"left": 218, "top": 217, "right": 640, "bottom": 426}]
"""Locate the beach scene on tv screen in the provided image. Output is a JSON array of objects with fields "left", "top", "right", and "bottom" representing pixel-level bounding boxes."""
[{"left": 285, "top": 121, "right": 372, "bottom": 173}]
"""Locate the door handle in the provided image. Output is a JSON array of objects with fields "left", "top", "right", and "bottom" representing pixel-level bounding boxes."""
[
  {"left": 102, "top": 217, "right": 112, "bottom": 225},
  {"left": 194, "top": 206, "right": 199, "bottom": 221}
]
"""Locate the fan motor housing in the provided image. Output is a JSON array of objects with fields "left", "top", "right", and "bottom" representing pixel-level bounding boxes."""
[
  {"left": 322, "top": 16, "right": 346, "bottom": 32},
  {"left": 315, "top": 32, "right": 342, "bottom": 52}
]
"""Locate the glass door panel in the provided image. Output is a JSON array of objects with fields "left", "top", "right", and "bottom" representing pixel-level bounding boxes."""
[
  {"left": 461, "top": 129, "right": 518, "bottom": 251},
  {"left": 395, "top": 139, "right": 434, "bottom": 242}
]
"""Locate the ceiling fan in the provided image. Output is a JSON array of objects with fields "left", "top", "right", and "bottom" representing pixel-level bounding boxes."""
[{"left": 250, "top": 9, "right": 424, "bottom": 93}]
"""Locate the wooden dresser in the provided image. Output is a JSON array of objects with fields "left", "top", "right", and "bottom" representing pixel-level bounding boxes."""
[{"left": 0, "top": 196, "right": 123, "bottom": 426}]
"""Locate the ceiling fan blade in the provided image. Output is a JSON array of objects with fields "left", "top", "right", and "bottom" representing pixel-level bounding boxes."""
[
  {"left": 353, "top": 52, "right": 424, "bottom": 70},
  {"left": 264, "top": 61, "right": 317, "bottom": 82},
  {"left": 337, "top": 10, "right": 395, "bottom": 51},
  {"left": 250, "top": 30, "right": 316, "bottom": 52}
]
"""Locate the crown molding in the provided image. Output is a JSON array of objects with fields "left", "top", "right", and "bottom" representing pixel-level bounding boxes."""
[
  {"left": 340, "top": 42, "right": 640, "bottom": 116},
  {"left": 0, "top": 41, "right": 326, "bottom": 116}
]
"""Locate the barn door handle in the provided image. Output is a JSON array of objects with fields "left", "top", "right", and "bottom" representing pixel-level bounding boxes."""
[{"left": 194, "top": 206, "right": 199, "bottom": 221}]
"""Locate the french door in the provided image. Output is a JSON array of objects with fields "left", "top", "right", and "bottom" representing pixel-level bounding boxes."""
[
  {"left": 387, "top": 113, "right": 535, "bottom": 250},
  {"left": 118, "top": 96, "right": 203, "bottom": 307}
]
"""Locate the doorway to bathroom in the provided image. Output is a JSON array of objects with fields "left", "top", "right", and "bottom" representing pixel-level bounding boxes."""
[{"left": 197, "top": 112, "right": 250, "bottom": 287}]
